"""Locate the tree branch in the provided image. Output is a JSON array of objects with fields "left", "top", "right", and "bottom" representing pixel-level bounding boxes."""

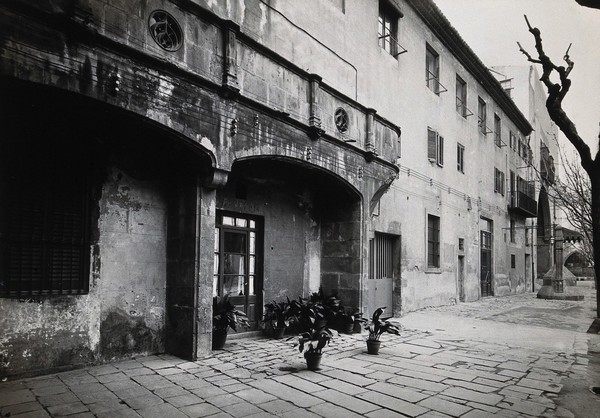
[{"left": 519, "top": 15, "right": 594, "bottom": 173}]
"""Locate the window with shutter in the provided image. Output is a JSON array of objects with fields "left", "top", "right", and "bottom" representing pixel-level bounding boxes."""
[
  {"left": 1, "top": 139, "right": 91, "bottom": 296},
  {"left": 427, "top": 128, "right": 444, "bottom": 167},
  {"left": 457, "top": 143, "right": 465, "bottom": 173},
  {"left": 427, "top": 128, "right": 437, "bottom": 161}
]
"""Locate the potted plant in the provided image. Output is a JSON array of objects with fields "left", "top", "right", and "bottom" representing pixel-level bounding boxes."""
[
  {"left": 288, "top": 296, "right": 327, "bottom": 333},
  {"left": 290, "top": 327, "right": 334, "bottom": 370},
  {"left": 212, "top": 294, "right": 250, "bottom": 350},
  {"left": 352, "top": 310, "right": 366, "bottom": 333},
  {"left": 364, "top": 307, "right": 401, "bottom": 355},
  {"left": 335, "top": 308, "right": 362, "bottom": 334},
  {"left": 310, "top": 288, "right": 342, "bottom": 329},
  {"left": 262, "top": 299, "right": 291, "bottom": 339}
]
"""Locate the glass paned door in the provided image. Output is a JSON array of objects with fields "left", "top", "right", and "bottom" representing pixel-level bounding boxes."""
[
  {"left": 214, "top": 212, "right": 261, "bottom": 329},
  {"left": 480, "top": 219, "right": 493, "bottom": 297}
]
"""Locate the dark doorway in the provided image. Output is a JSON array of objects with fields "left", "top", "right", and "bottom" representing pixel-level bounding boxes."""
[
  {"left": 480, "top": 219, "right": 493, "bottom": 297},
  {"left": 458, "top": 255, "right": 465, "bottom": 302}
]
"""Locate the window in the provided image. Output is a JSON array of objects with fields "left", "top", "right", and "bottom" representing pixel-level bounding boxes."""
[
  {"left": 369, "top": 232, "right": 396, "bottom": 279},
  {"left": 378, "top": 2, "right": 403, "bottom": 56},
  {"left": 458, "top": 238, "right": 464, "bottom": 251},
  {"left": 456, "top": 75, "right": 467, "bottom": 117},
  {"left": 427, "top": 128, "right": 444, "bottom": 166},
  {"left": 511, "top": 254, "right": 516, "bottom": 268},
  {"left": 517, "top": 138, "right": 522, "bottom": 157},
  {"left": 494, "top": 168, "right": 505, "bottom": 196},
  {"left": 478, "top": 97, "right": 487, "bottom": 135},
  {"left": 426, "top": 44, "right": 441, "bottom": 94},
  {"left": 427, "top": 215, "right": 440, "bottom": 268},
  {"left": 494, "top": 114, "right": 502, "bottom": 147},
  {"left": 510, "top": 219, "right": 516, "bottom": 243},
  {"left": 214, "top": 213, "right": 261, "bottom": 298},
  {"left": 1, "top": 140, "right": 92, "bottom": 296},
  {"left": 509, "top": 131, "right": 516, "bottom": 150},
  {"left": 457, "top": 143, "right": 465, "bottom": 173}
]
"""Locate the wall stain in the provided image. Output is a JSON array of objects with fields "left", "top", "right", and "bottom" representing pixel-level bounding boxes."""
[{"left": 100, "top": 309, "right": 162, "bottom": 360}]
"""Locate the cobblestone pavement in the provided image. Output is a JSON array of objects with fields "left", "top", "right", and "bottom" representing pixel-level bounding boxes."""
[{"left": 1, "top": 284, "right": 599, "bottom": 418}]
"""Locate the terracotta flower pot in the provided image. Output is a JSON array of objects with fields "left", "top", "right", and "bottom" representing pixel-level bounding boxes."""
[
  {"left": 272, "top": 327, "right": 286, "bottom": 339},
  {"left": 366, "top": 339, "right": 381, "bottom": 355},
  {"left": 212, "top": 329, "right": 228, "bottom": 350},
  {"left": 304, "top": 352, "right": 322, "bottom": 370}
]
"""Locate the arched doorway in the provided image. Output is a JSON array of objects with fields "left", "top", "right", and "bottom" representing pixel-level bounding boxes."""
[
  {"left": 0, "top": 79, "right": 214, "bottom": 374},
  {"left": 537, "top": 186, "right": 553, "bottom": 278},
  {"left": 215, "top": 158, "right": 362, "bottom": 327}
]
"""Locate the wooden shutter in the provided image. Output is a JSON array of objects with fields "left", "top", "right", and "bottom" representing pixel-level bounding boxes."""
[{"left": 427, "top": 128, "right": 437, "bottom": 161}]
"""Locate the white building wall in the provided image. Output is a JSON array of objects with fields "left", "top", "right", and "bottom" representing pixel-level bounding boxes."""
[{"left": 196, "top": 0, "right": 534, "bottom": 313}]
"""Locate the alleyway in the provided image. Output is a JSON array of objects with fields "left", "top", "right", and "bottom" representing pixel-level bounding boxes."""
[{"left": 1, "top": 284, "right": 599, "bottom": 418}]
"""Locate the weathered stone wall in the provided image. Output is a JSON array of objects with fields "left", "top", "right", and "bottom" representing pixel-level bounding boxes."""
[{"left": 97, "top": 166, "right": 168, "bottom": 361}]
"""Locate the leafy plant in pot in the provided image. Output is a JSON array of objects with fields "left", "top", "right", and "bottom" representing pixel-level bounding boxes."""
[
  {"left": 262, "top": 299, "right": 291, "bottom": 339},
  {"left": 364, "top": 307, "right": 401, "bottom": 355},
  {"left": 212, "top": 294, "right": 250, "bottom": 350},
  {"left": 290, "top": 327, "right": 334, "bottom": 370},
  {"left": 336, "top": 308, "right": 364, "bottom": 334},
  {"left": 288, "top": 296, "right": 327, "bottom": 333}
]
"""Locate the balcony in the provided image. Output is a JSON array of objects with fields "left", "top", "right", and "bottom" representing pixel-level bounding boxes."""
[
  {"left": 540, "top": 144, "right": 556, "bottom": 185},
  {"left": 508, "top": 191, "right": 537, "bottom": 218}
]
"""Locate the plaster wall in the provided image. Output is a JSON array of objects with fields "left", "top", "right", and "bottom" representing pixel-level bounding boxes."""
[
  {"left": 217, "top": 171, "right": 319, "bottom": 305},
  {"left": 0, "top": 164, "right": 168, "bottom": 377},
  {"left": 97, "top": 166, "right": 168, "bottom": 361}
]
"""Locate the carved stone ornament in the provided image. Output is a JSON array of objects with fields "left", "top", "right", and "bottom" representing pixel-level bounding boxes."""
[{"left": 148, "top": 10, "right": 183, "bottom": 52}]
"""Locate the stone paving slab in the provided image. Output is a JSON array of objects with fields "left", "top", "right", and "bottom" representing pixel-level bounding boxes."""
[{"left": 1, "top": 288, "right": 598, "bottom": 417}]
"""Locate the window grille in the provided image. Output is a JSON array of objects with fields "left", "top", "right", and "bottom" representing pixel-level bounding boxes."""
[
  {"left": 1, "top": 142, "right": 91, "bottom": 296},
  {"left": 369, "top": 232, "right": 394, "bottom": 279},
  {"left": 427, "top": 215, "right": 440, "bottom": 268}
]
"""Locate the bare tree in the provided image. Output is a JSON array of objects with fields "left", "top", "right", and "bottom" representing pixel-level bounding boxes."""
[
  {"left": 549, "top": 143, "right": 594, "bottom": 267},
  {"left": 518, "top": 16, "right": 600, "bottom": 332}
]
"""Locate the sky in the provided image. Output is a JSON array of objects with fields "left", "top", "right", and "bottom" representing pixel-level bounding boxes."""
[{"left": 435, "top": 0, "right": 600, "bottom": 153}]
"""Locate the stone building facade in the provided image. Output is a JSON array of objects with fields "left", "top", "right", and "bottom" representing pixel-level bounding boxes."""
[
  {"left": 491, "top": 65, "right": 560, "bottom": 288},
  {"left": 1, "top": 0, "right": 537, "bottom": 377}
]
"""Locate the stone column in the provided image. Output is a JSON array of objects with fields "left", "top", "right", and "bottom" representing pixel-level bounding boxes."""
[{"left": 537, "top": 226, "right": 584, "bottom": 301}]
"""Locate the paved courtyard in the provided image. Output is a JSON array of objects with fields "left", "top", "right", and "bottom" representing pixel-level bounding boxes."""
[{"left": 1, "top": 283, "right": 599, "bottom": 418}]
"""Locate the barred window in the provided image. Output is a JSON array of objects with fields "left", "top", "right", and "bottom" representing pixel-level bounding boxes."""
[
  {"left": 427, "top": 215, "right": 440, "bottom": 268},
  {"left": 0, "top": 140, "right": 91, "bottom": 296},
  {"left": 369, "top": 232, "right": 395, "bottom": 280}
]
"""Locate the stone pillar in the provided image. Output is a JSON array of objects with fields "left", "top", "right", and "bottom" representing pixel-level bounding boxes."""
[
  {"left": 537, "top": 226, "right": 584, "bottom": 301},
  {"left": 165, "top": 177, "right": 203, "bottom": 360},
  {"left": 165, "top": 171, "right": 224, "bottom": 360}
]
